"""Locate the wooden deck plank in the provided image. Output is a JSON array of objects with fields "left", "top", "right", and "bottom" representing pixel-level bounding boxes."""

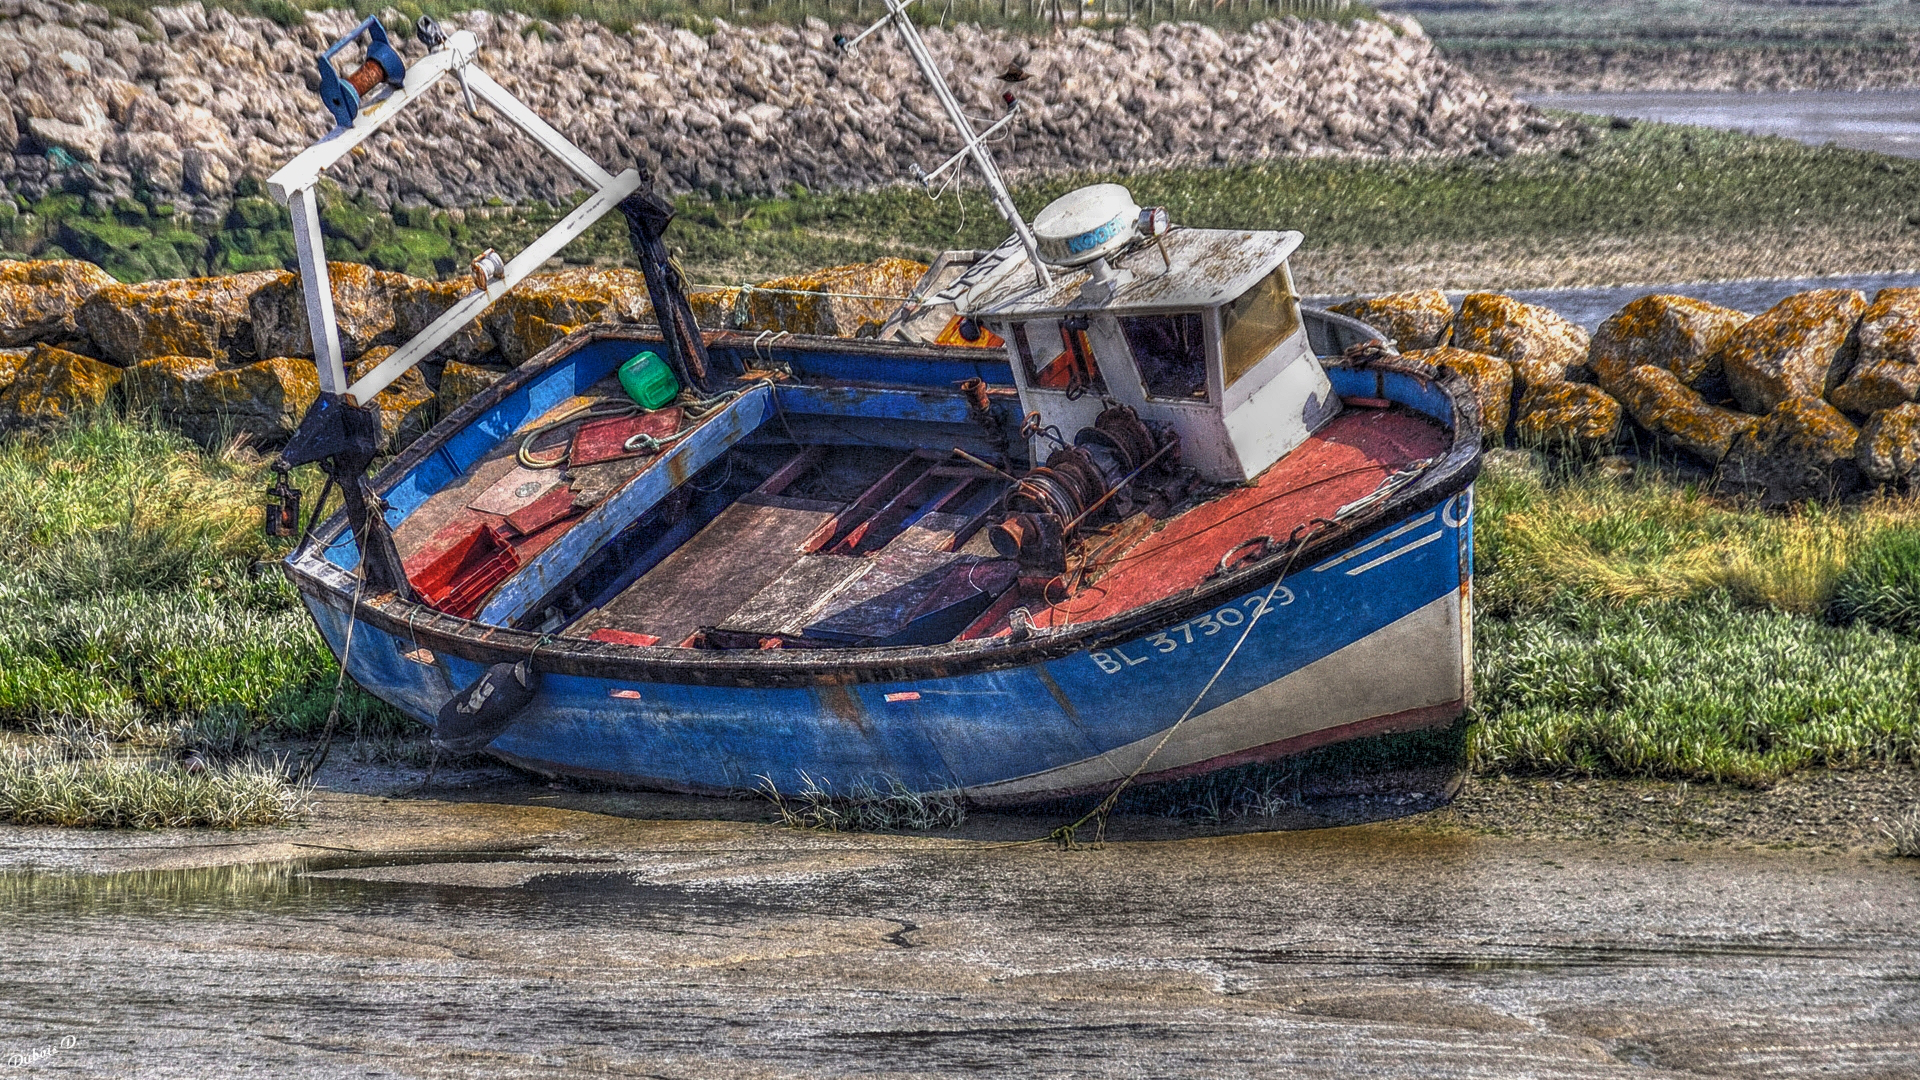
[{"left": 567, "top": 499, "right": 840, "bottom": 646}]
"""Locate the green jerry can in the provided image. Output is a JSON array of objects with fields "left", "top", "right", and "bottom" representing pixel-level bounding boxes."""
[{"left": 618, "top": 350, "right": 679, "bottom": 410}]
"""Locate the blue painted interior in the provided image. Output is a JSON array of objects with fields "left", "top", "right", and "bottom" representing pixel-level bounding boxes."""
[
  {"left": 744, "top": 345, "right": 1016, "bottom": 388},
  {"left": 1325, "top": 364, "right": 1451, "bottom": 423},
  {"left": 475, "top": 384, "right": 776, "bottom": 626}
]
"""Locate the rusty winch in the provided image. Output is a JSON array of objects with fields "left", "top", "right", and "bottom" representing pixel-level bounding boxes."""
[
  {"left": 990, "top": 405, "right": 1178, "bottom": 574},
  {"left": 315, "top": 16, "right": 411, "bottom": 132}
]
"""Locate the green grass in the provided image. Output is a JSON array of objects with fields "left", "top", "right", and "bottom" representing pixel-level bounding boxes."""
[
  {"left": 1831, "top": 528, "right": 1920, "bottom": 638},
  {"left": 1473, "top": 594, "right": 1920, "bottom": 786},
  {"left": 1407, "top": 0, "right": 1920, "bottom": 52},
  {"left": 0, "top": 416, "right": 406, "bottom": 825},
  {"left": 759, "top": 772, "right": 968, "bottom": 831},
  {"left": 1888, "top": 807, "right": 1920, "bottom": 857},
  {"left": 1468, "top": 451, "right": 1920, "bottom": 786},
  {"left": 0, "top": 418, "right": 402, "bottom": 750},
  {"left": 451, "top": 121, "right": 1920, "bottom": 285},
  {"left": 0, "top": 741, "right": 309, "bottom": 828},
  {"left": 1472, "top": 451, "right": 1920, "bottom": 619}
]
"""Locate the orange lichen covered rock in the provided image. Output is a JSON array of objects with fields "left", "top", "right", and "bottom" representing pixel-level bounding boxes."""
[
  {"left": 436, "top": 360, "right": 504, "bottom": 415},
  {"left": 1858, "top": 287, "right": 1920, "bottom": 362},
  {"left": 0, "top": 346, "right": 29, "bottom": 391},
  {"left": 1588, "top": 294, "right": 1748, "bottom": 395},
  {"left": 1613, "top": 363, "right": 1758, "bottom": 464},
  {"left": 0, "top": 344, "right": 123, "bottom": 432},
  {"left": 350, "top": 347, "right": 435, "bottom": 451},
  {"left": 687, "top": 287, "right": 740, "bottom": 329},
  {"left": 1829, "top": 359, "right": 1920, "bottom": 415},
  {"left": 1828, "top": 288, "right": 1920, "bottom": 414},
  {"left": 1721, "top": 396, "right": 1861, "bottom": 505},
  {"left": 77, "top": 270, "right": 283, "bottom": 366},
  {"left": 389, "top": 277, "right": 496, "bottom": 363},
  {"left": 250, "top": 263, "right": 411, "bottom": 360},
  {"left": 1329, "top": 289, "right": 1455, "bottom": 351},
  {"left": 125, "top": 354, "right": 319, "bottom": 445},
  {"left": 1712, "top": 288, "right": 1866, "bottom": 414},
  {"left": 732, "top": 258, "right": 929, "bottom": 338},
  {"left": 1856, "top": 402, "right": 1920, "bottom": 485},
  {"left": 0, "top": 259, "right": 116, "bottom": 347},
  {"left": 483, "top": 268, "right": 652, "bottom": 365},
  {"left": 1453, "top": 292, "right": 1590, "bottom": 392},
  {"left": 1515, "top": 380, "right": 1622, "bottom": 451},
  {"left": 1402, "top": 345, "right": 1512, "bottom": 436}
]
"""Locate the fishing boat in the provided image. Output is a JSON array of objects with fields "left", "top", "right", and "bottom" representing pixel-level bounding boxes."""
[{"left": 269, "top": 7, "right": 1482, "bottom": 806}]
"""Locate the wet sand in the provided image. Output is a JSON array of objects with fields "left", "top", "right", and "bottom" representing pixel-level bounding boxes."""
[{"left": 3, "top": 785, "right": 1917, "bottom": 1078}]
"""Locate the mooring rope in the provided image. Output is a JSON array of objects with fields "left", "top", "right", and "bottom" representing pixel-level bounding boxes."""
[
  {"left": 295, "top": 569, "right": 367, "bottom": 786},
  {"left": 1044, "top": 526, "right": 1328, "bottom": 849}
]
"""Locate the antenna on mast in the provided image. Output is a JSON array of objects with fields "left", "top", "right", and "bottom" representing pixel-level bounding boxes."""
[{"left": 838, "top": 0, "right": 1053, "bottom": 290}]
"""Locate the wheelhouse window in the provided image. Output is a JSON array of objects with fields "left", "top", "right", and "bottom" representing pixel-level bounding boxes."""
[
  {"left": 1011, "top": 318, "right": 1105, "bottom": 397},
  {"left": 1220, "top": 266, "right": 1301, "bottom": 388},
  {"left": 1120, "top": 312, "right": 1209, "bottom": 401}
]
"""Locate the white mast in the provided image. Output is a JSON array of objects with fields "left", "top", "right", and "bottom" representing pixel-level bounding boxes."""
[{"left": 843, "top": 0, "right": 1053, "bottom": 290}]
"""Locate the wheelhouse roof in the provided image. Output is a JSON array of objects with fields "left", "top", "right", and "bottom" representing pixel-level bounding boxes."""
[{"left": 952, "top": 227, "right": 1303, "bottom": 321}]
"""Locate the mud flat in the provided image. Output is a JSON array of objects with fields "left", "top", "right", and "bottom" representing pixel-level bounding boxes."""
[
  {"left": 2, "top": 779, "right": 1917, "bottom": 1078},
  {"left": 1533, "top": 90, "right": 1920, "bottom": 160}
]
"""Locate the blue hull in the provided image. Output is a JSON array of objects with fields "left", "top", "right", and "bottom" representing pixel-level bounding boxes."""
[{"left": 287, "top": 319, "right": 1480, "bottom": 803}]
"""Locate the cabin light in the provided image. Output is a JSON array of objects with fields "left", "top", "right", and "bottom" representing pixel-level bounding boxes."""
[{"left": 1139, "top": 206, "right": 1172, "bottom": 270}]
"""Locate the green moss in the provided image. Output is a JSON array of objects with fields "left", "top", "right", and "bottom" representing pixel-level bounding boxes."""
[
  {"left": 56, "top": 217, "right": 151, "bottom": 262},
  {"left": 211, "top": 228, "right": 295, "bottom": 272},
  {"left": 365, "top": 226, "right": 455, "bottom": 277},
  {"left": 225, "top": 196, "right": 285, "bottom": 232},
  {"left": 393, "top": 205, "right": 435, "bottom": 230},
  {"left": 31, "top": 192, "right": 83, "bottom": 220},
  {"left": 128, "top": 237, "right": 187, "bottom": 280},
  {"left": 319, "top": 198, "right": 381, "bottom": 250}
]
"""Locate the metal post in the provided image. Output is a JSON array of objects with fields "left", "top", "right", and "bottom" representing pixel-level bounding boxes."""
[
  {"left": 877, "top": 0, "right": 1052, "bottom": 288},
  {"left": 285, "top": 186, "right": 347, "bottom": 395}
]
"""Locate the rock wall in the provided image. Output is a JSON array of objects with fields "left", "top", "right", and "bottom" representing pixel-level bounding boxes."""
[
  {"left": 0, "top": 1, "right": 1561, "bottom": 219},
  {"left": 1334, "top": 287, "right": 1920, "bottom": 506},
  {"left": 0, "top": 254, "right": 923, "bottom": 445},
  {"left": 9, "top": 249, "right": 1920, "bottom": 509},
  {"left": 8, "top": 247, "right": 1920, "bottom": 507}
]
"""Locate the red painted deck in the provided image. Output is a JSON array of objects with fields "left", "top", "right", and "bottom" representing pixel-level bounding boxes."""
[{"left": 1027, "top": 407, "right": 1449, "bottom": 630}]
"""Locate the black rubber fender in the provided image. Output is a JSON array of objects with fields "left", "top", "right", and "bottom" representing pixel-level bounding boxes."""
[{"left": 432, "top": 660, "right": 537, "bottom": 755}]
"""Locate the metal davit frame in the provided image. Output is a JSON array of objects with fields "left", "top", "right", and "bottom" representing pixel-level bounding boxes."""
[
  {"left": 264, "top": 21, "right": 645, "bottom": 407},
  {"left": 262, "top": 16, "right": 712, "bottom": 600}
]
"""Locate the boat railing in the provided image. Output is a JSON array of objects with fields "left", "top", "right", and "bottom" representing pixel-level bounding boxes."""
[{"left": 1303, "top": 306, "right": 1389, "bottom": 359}]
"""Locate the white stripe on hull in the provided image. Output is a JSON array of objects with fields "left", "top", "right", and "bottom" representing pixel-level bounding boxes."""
[{"left": 965, "top": 590, "right": 1466, "bottom": 800}]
